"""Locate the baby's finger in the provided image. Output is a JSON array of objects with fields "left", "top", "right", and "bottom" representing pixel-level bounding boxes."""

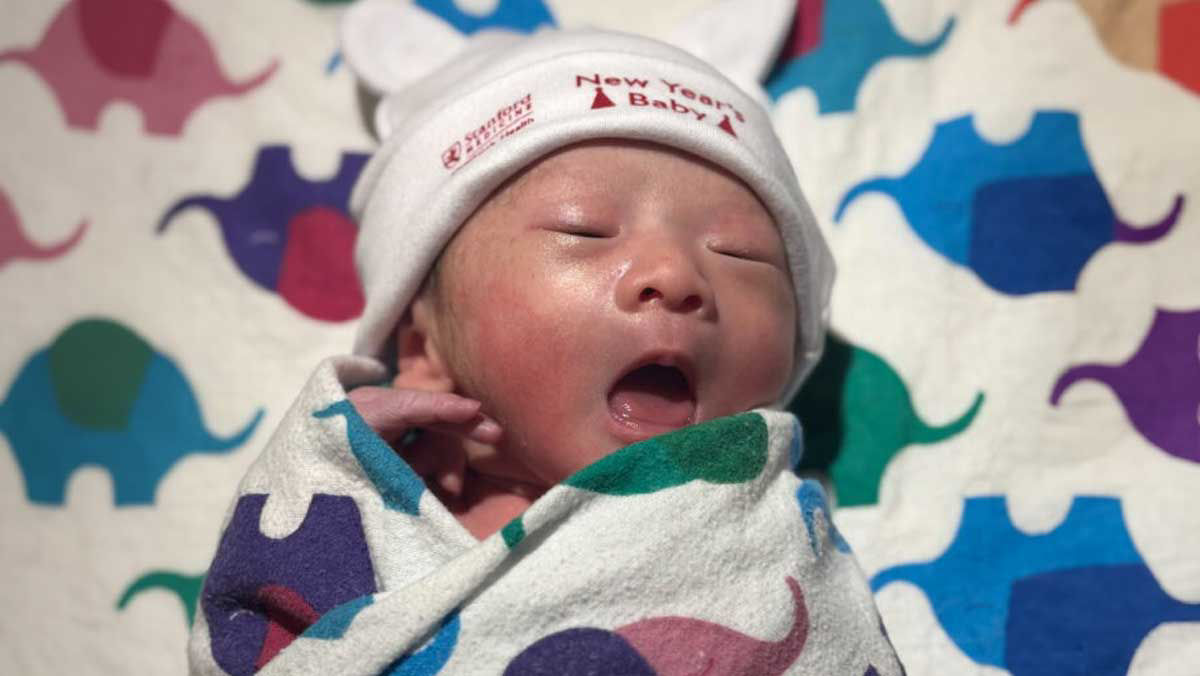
[
  {"left": 402, "top": 432, "right": 468, "bottom": 500},
  {"left": 424, "top": 415, "right": 503, "bottom": 445},
  {"left": 348, "top": 387, "right": 484, "bottom": 440}
]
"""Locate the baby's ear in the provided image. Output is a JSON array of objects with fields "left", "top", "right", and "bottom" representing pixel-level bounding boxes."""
[{"left": 391, "top": 298, "right": 455, "bottom": 393}]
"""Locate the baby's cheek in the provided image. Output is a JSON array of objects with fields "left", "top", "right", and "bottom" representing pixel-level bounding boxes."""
[
  {"left": 728, "top": 306, "right": 796, "bottom": 400},
  {"left": 469, "top": 288, "right": 570, "bottom": 397},
  {"left": 761, "top": 336, "right": 796, "bottom": 399}
]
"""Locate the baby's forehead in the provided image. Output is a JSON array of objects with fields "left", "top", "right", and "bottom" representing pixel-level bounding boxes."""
[
  {"left": 488, "top": 140, "right": 772, "bottom": 218},
  {"left": 497, "top": 142, "right": 637, "bottom": 197}
]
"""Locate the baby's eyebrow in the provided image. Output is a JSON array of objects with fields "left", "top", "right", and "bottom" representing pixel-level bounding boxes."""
[
  {"left": 492, "top": 162, "right": 571, "bottom": 208},
  {"left": 505, "top": 173, "right": 612, "bottom": 213},
  {"left": 704, "top": 202, "right": 776, "bottom": 229}
]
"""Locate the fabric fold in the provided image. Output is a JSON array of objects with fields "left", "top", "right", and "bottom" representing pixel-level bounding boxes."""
[{"left": 189, "top": 356, "right": 901, "bottom": 675}]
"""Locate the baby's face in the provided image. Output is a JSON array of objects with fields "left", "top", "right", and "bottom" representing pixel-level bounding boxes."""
[{"left": 425, "top": 141, "right": 796, "bottom": 487}]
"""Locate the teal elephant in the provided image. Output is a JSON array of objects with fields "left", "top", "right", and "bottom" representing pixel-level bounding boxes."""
[{"left": 0, "top": 318, "right": 262, "bottom": 505}]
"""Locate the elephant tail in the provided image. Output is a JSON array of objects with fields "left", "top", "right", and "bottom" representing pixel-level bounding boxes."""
[
  {"left": 204, "top": 407, "right": 265, "bottom": 452},
  {"left": 834, "top": 178, "right": 897, "bottom": 224},
  {"left": 156, "top": 195, "right": 222, "bottom": 234},
  {"left": 1113, "top": 194, "right": 1184, "bottom": 244},
  {"left": 224, "top": 59, "right": 280, "bottom": 96},
  {"left": 912, "top": 392, "right": 984, "bottom": 444},
  {"left": 869, "top": 562, "right": 924, "bottom": 594}
]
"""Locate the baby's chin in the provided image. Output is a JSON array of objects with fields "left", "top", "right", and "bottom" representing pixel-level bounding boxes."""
[
  {"left": 496, "top": 399, "right": 751, "bottom": 488},
  {"left": 503, "top": 432, "right": 625, "bottom": 489},
  {"left": 533, "top": 445, "right": 621, "bottom": 487},
  {"left": 529, "top": 420, "right": 691, "bottom": 487}
]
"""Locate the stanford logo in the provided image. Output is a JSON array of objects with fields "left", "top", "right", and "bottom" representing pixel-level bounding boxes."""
[
  {"left": 441, "top": 93, "right": 534, "bottom": 172},
  {"left": 442, "top": 141, "right": 463, "bottom": 169}
]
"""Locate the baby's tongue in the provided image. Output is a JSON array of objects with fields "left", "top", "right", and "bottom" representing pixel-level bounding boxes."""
[{"left": 607, "top": 365, "right": 695, "bottom": 427}]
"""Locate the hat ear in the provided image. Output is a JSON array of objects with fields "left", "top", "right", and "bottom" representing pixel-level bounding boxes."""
[
  {"left": 340, "top": 0, "right": 466, "bottom": 96},
  {"left": 663, "top": 0, "right": 795, "bottom": 95},
  {"left": 371, "top": 28, "right": 525, "bottom": 139},
  {"left": 341, "top": 1, "right": 528, "bottom": 139}
]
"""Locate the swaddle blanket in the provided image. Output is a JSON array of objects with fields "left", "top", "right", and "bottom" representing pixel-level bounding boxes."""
[{"left": 188, "top": 355, "right": 902, "bottom": 676}]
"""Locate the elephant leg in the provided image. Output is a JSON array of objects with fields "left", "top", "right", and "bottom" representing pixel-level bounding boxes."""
[
  {"left": 109, "top": 455, "right": 168, "bottom": 506},
  {"left": 16, "top": 450, "right": 78, "bottom": 505}
]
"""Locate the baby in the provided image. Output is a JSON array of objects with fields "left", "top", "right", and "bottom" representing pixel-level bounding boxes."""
[
  {"left": 348, "top": 137, "right": 803, "bottom": 540},
  {"left": 189, "top": 22, "right": 901, "bottom": 676}
]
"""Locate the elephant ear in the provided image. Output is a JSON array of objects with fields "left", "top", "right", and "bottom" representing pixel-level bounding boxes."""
[
  {"left": 662, "top": 0, "right": 795, "bottom": 100},
  {"left": 339, "top": 0, "right": 524, "bottom": 139}
]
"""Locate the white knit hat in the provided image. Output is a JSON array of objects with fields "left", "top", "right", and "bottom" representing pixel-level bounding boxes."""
[{"left": 341, "top": 12, "right": 834, "bottom": 405}]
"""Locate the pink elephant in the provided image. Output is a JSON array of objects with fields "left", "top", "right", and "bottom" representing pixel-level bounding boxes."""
[{"left": 0, "top": 0, "right": 277, "bottom": 135}]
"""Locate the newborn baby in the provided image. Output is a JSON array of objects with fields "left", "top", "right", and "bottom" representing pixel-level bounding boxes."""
[
  {"left": 349, "top": 138, "right": 799, "bottom": 540},
  {"left": 190, "top": 22, "right": 902, "bottom": 676}
]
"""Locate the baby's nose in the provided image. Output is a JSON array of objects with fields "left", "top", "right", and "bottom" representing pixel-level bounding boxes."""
[
  {"left": 618, "top": 246, "right": 712, "bottom": 315},
  {"left": 637, "top": 283, "right": 703, "bottom": 313}
]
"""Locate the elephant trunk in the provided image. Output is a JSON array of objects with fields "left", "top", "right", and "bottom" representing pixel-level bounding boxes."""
[
  {"left": 1166, "top": 599, "right": 1200, "bottom": 624},
  {"left": 0, "top": 48, "right": 29, "bottom": 66},
  {"left": 20, "top": 220, "right": 88, "bottom": 261},
  {"left": 767, "top": 577, "right": 811, "bottom": 669},
  {"left": 1049, "top": 364, "right": 1115, "bottom": 406},
  {"left": 869, "top": 562, "right": 923, "bottom": 594},
  {"left": 116, "top": 570, "right": 204, "bottom": 627},
  {"left": 835, "top": 178, "right": 897, "bottom": 223}
]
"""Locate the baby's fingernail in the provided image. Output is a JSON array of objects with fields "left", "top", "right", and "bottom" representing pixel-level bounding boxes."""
[
  {"left": 439, "top": 473, "right": 463, "bottom": 496},
  {"left": 444, "top": 396, "right": 481, "bottom": 416},
  {"left": 450, "top": 394, "right": 480, "bottom": 407},
  {"left": 476, "top": 418, "right": 503, "bottom": 440}
]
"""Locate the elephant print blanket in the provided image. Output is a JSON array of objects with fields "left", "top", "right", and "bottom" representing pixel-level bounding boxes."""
[{"left": 188, "top": 355, "right": 902, "bottom": 675}]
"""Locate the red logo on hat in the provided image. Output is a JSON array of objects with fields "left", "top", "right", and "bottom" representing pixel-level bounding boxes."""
[
  {"left": 441, "top": 93, "right": 534, "bottom": 173},
  {"left": 576, "top": 73, "right": 746, "bottom": 139},
  {"left": 442, "top": 141, "right": 462, "bottom": 169}
]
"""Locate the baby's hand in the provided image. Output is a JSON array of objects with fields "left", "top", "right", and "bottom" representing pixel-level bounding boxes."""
[{"left": 347, "top": 387, "right": 502, "bottom": 498}]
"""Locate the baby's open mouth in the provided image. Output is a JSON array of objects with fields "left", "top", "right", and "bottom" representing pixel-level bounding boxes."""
[{"left": 607, "top": 362, "right": 696, "bottom": 438}]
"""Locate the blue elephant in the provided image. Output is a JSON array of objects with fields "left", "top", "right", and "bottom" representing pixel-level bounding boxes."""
[{"left": 0, "top": 318, "right": 262, "bottom": 505}]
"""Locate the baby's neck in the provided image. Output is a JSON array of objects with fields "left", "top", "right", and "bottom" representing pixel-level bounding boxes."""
[{"left": 437, "top": 469, "right": 545, "bottom": 540}]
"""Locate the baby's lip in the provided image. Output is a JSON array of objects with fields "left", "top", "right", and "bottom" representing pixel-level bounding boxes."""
[
  {"left": 611, "top": 350, "right": 698, "bottom": 398},
  {"left": 606, "top": 351, "right": 698, "bottom": 444}
]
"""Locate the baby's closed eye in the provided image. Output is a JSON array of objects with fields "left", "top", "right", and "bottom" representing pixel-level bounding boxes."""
[
  {"left": 706, "top": 239, "right": 780, "bottom": 266},
  {"left": 553, "top": 225, "right": 613, "bottom": 239},
  {"left": 710, "top": 243, "right": 760, "bottom": 260}
]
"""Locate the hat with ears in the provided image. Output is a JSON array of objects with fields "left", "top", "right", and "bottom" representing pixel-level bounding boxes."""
[{"left": 340, "top": 0, "right": 835, "bottom": 405}]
